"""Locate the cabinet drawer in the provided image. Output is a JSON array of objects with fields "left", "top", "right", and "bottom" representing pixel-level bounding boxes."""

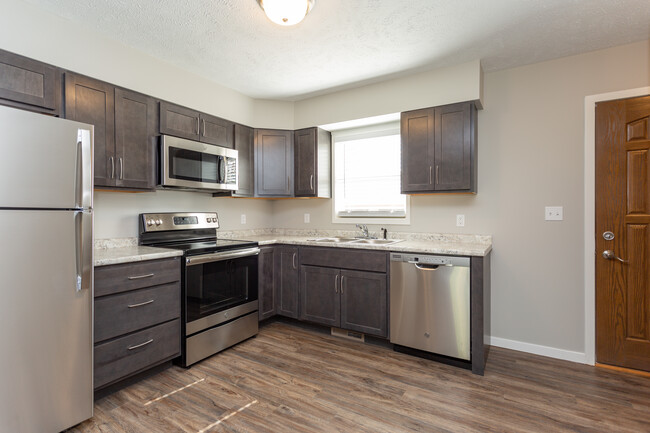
[
  {"left": 94, "top": 319, "right": 180, "bottom": 389},
  {"left": 95, "top": 258, "right": 180, "bottom": 297},
  {"left": 95, "top": 282, "right": 180, "bottom": 343},
  {"left": 300, "top": 247, "right": 387, "bottom": 273}
]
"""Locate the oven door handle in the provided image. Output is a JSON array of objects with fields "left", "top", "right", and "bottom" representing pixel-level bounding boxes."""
[{"left": 185, "top": 247, "right": 260, "bottom": 266}]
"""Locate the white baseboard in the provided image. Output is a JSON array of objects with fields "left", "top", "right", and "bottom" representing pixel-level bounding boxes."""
[{"left": 487, "top": 336, "right": 589, "bottom": 364}]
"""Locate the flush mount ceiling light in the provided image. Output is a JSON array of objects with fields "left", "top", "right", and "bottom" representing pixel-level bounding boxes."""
[{"left": 258, "top": 0, "right": 315, "bottom": 26}]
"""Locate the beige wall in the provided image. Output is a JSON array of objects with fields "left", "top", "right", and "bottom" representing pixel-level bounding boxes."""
[
  {"left": 94, "top": 192, "right": 272, "bottom": 239},
  {"left": 293, "top": 60, "right": 482, "bottom": 128},
  {"left": 274, "top": 40, "right": 650, "bottom": 355}
]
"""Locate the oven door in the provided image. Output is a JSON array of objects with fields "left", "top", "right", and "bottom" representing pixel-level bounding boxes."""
[
  {"left": 160, "top": 135, "right": 238, "bottom": 191},
  {"left": 184, "top": 247, "right": 259, "bottom": 333}
]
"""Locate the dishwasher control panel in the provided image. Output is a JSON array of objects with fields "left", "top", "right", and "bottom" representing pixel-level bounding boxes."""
[{"left": 390, "top": 253, "right": 470, "bottom": 267}]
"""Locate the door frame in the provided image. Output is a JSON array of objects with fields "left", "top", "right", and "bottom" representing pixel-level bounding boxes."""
[{"left": 583, "top": 86, "right": 650, "bottom": 365}]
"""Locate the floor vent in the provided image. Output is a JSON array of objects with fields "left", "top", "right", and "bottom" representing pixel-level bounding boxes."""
[{"left": 331, "top": 327, "right": 365, "bottom": 342}]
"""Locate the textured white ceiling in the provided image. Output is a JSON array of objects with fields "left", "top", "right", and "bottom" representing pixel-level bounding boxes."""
[{"left": 22, "top": 0, "right": 650, "bottom": 100}]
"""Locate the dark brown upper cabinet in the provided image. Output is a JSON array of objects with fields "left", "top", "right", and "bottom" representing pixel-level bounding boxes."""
[
  {"left": 255, "top": 128, "right": 294, "bottom": 197},
  {"left": 0, "top": 49, "right": 62, "bottom": 116},
  {"left": 114, "top": 88, "right": 157, "bottom": 190},
  {"left": 401, "top": 101, "right": 477, "bottom": 194},
  {"left": 65, "top": 73, "right": 156, "bottom": 190},
  {"left": 159, "top": 101, "right": 234, "bottom": 148},
  {"left": 64, "top": 73, "right": 116, "bottom": 188},
  {"left": 294, "top": 127, "right": 331, "bottom": 198},
  {"left": 233, "top": 124, "right": 254, "bottom": 197}
]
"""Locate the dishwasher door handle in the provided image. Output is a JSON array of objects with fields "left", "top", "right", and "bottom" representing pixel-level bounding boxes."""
[{"left": 408, "top": 261, "right": 440, "bottom": 271}]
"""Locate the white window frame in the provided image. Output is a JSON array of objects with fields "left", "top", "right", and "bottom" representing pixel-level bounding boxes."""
[{"left": 331, "top": 121, "right": 410, "bottom": 225}]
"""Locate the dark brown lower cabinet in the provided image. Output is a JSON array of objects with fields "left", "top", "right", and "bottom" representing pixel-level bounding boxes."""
[
  {"left": 93, "top": 257, "right": 181, "bottom": 391},
  {"left": 258, "top": 246, "right": 276, "bottom": 321},
  {"left": 340, "top": 269, "right": 387, "bottom": 337},
  {"left": 300, "top": 265, "right": 388, "bottom": 338},
  {"left": 276, "top": 246, "right": 300, "bottom": 318},
  {"left": 300, "top": 265, "right": 340, "bottom": 327}
]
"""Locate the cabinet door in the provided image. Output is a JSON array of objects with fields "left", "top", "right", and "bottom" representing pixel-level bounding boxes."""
[
  {"left": 114, "top": 88, "right": 156, "bottom": 190},
  {"left": 294, "top": 128, "right": 317, "bottom": 196},
  {"left": 234, "top": 124, "right": 254, "bottom": 197},
  {"left": 0, "top": 49, "right": 60, "bottom": 115},
  {"left": 255, "top": 129, "right": 294, "bottom": 197},
  {"left": 401, "top": 107, "right": 434, "bottom": 193},
  {"left": 300, "top": 265, "right": 340, "bottom": 327},
  {"left": 64, "top": 72, "right": 115, "bottom": 187},
  {"left": 434, "top": 102, "right": 473, "bottom": 191},
  {"left": 159, "top": 101, "right": 200, "bottom": 141},
  {"left": 276, "top": 246, "right": 299, "bottom": 318},
  {"left": 340, "top": 270, "right": 388, "bottom": 337},
  {"left": 200, "top": 113, "right": 234, "bottom": 148},
  {"left": 258, "top": 246, "right": 276, "bottom": 321}
]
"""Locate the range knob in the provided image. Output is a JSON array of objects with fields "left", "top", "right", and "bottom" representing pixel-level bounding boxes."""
[
  {"left": 146, "top": 219, "right": 155, "bottom": 227},
  {"left": 155, "top": 219, "right": 163, "bottom": 226}
]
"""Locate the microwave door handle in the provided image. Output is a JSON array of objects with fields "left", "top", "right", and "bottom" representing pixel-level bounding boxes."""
[{"left": 185, "top": 247, "right": 260, "bottom": 266}]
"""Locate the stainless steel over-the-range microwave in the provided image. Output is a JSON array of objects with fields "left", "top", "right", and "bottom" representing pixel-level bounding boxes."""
[{"left": 159, "top": 135, "right": 238, "bottom": 192}]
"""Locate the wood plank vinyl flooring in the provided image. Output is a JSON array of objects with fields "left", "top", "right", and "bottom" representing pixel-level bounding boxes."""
[{"left": 69, "top": 321, "right": 650, "bottom": 433}]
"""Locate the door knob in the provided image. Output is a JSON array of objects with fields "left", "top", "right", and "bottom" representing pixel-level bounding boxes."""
[{"left": 602, "top": 250, "right": 628, "bottom": 264}]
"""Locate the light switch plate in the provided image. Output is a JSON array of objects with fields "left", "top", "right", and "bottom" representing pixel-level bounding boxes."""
[
  {"left": 456, "top": 214, "right": 465, "bottom": 227},
  {"left": 304, "top": 213, "right": 310, "bottom": 223},
  {"left": 240, "top": 214, "right": 247, "bottom": 224},
  {"left": 545, "top": 206, "right": 563, "bottom": 221}
]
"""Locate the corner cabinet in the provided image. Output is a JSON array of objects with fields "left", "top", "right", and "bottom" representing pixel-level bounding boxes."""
[
  {"left": 255, "top": 129, "right": 294, "bottom": 197},
  {"left": 401, "top": 101, "right": 477, "bottom": 194},
  {"left": 258, "top": 246, "right": 276, "bottom": 321},
  {"left": 294, "top": 127, "right": 331, "bottom": 197},
  {"left": 258, "top": 245, "right": 300, "bottom": 321},
  {"left": 64, "top": 73, "right": 156, "bottom": 190},
  {"left": 159, "top": 101, "right": 234, "bottom": 148}
]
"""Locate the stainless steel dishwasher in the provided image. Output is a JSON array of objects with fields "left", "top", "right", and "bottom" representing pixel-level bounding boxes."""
[{"left": 390, "top": 253, "right": 471, "bottom": 361}]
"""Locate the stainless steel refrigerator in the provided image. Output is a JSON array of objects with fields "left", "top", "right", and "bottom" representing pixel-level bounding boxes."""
[{"left": 0, "top": 105, "right": 94, "bottom": 432}]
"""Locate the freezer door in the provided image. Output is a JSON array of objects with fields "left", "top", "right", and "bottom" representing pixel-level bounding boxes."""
[
  {"left": 0, "top": 105, "right": 93, "bottom": 209},
  {"left": 0, "top": 210, "right": 93, "bottom": 433}
]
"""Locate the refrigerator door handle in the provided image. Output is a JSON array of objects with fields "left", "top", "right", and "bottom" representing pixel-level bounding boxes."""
[
  {"left": 75, "top": 129, "right": 93, "bottom": 209},
  {"left": 75, "top": 210, "right": 92, "bottom": 292}
]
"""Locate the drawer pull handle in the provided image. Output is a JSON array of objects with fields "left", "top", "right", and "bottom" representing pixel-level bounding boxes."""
[
  {"left": 127, "top": 299, "right": 154, "bottom": 308},
  {"left": 127, "top": 339, "right": 153, "bottom": 350},
  {"left": 127, "top": 273, "right": 154, "bottom": 280}
]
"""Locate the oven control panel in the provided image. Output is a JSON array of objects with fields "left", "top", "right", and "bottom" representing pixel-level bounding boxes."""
[{"left": 140, "top": 212, "right": 219, "bottom": 232}]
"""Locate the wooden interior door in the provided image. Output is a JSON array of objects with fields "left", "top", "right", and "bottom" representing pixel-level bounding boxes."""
[{"left": 596, "top": 95, "right": 650, "bottom": 372}]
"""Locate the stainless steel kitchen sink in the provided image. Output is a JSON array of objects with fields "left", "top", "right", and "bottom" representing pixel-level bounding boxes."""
[
  {"left": 308, "top": 237, "right": 358, "bottom": 243},
  {"left": 352, "top": 239, "right": 404, "bottom": 245}
]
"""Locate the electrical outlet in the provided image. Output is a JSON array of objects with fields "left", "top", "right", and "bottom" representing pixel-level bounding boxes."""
[
  {"left": 456, "top": 214, "right": 465, "bottom": 227},
  {"left": 545, "top": 206, "right": 563, "bottom": 221},
  {"left": 240, "top": 214, "right": 247, "bottom": 224},
  {"left": 304, "top": 213, "right": 310, "bottom": 223}
]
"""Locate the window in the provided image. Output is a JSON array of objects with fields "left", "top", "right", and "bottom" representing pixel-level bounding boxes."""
[{"left": 332, "top": 122, "right": 409, "bottom": 223}]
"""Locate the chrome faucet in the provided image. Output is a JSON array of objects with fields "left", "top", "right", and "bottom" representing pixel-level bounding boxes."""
[{"left": 356, "top": 224, "right": 369, "bottom": 238}]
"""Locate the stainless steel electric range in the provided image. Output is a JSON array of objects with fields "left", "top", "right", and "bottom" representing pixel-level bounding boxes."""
[{"left": 140, "top": 212, "right": 259, "bottom": 367}]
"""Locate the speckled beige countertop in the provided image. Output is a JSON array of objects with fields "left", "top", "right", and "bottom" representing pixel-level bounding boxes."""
[
  {"left": 94, "top": 238, "right": 183, "bottom": 267},
  {"left": 94, "top": 229, "right": 492, "bottom": 267},
  {"left": 237, "top": 235, "right": 491, "bottom": 256},
  {"left": 221, "top": 229, "right": 492, "bottom": 257}
]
